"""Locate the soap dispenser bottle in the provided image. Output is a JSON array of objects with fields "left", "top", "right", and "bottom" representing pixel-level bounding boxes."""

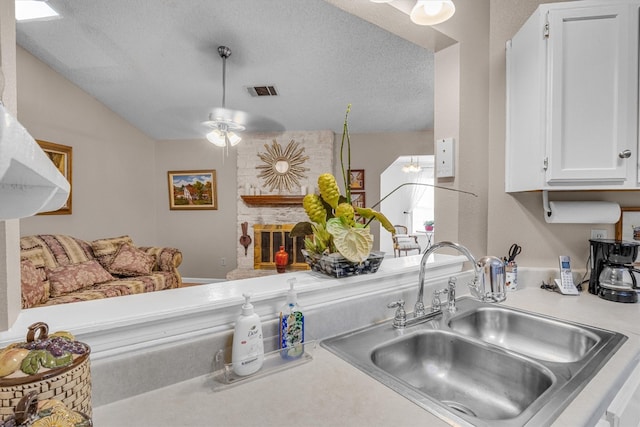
[
  {"left": 232, "top": 293, "right": 264, "bottom": 376},
  {"left": 279, "top": 278, "right": 305, "bottom": 359}
]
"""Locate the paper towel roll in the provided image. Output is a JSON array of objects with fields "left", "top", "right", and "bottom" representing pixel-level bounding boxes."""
[{"left": 545, "top": 201, "right": 621, "bottom": 224}]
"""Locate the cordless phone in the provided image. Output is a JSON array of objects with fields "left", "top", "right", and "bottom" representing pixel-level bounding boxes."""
[{"left": 555, "top": 256, "right": 580, "bottom": 295}]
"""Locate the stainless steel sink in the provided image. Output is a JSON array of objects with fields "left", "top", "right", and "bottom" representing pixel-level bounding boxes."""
[
  {"left": 371, "top": 330, "right": 554, "bottom": 420},
  {"left": 448, "top": 306, "right": 600, "bottom": 363},
  {"left": 321, "top": 297, "right": 626, "bottom": 426}
]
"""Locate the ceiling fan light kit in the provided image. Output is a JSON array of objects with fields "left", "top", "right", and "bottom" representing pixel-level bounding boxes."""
[
  {"left": 206, "top": 128, "right": 242, "bottom": 147},
  {"left": 410, "top": 0, "right": 455, "bottom": 25}
]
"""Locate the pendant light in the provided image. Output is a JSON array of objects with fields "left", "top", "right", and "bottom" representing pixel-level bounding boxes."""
[
  {"left": 410, "top": 0, "right": 455, "bottom": 26},
  {"left": 202, "top": 46, "right": 245, "bottom": 148},
  {"left": 402, "top": 157, "right": 422, "bottom": 173}
]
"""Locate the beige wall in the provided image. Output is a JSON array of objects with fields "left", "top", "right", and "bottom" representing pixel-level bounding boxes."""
[
  {"left": 434, "top": 43, "right": 461, "bottom": 245},
  {"left": 153, "top": 139, "right": 238, "bottom": 278},
  {"left": 431, "top": 0, "right": 490, "bottom": 259},
  {"left": 17, "top": 47, "right": 159, "bottom": 244}
]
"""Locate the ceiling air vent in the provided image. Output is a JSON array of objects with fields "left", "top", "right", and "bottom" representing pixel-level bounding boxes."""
[{"left": 246, "top": 85, "right": 278, "bottom": 97}]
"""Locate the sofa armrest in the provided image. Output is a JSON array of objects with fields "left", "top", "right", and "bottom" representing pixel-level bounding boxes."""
[{"left": 139, "top": 247, "right": 182, "bottom": 272}]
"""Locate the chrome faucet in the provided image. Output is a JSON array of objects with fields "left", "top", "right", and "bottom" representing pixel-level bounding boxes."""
[{"left": 416, "top": 241, "right": 480, "bottom": 317}]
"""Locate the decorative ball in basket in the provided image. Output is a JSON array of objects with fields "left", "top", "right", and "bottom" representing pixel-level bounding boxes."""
[{"left": 0, "top": 323, "right": 91, "bottom": 422}]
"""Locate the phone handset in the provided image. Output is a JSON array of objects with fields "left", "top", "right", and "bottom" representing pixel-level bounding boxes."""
[{"left": 555, "top": 256, "right": 580, "bottom": 295}]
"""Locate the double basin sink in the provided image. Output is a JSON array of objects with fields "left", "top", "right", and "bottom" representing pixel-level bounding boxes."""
[{"left": 321, "top": 297, "right": 626, "bottom": 426}]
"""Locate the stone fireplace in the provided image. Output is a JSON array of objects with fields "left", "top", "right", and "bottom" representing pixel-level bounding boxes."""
[{"left": 227, "top": 130, "right": 334, "bottom": 280}]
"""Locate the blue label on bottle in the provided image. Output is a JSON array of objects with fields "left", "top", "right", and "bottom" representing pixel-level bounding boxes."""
[{"left": 280, "top": 310, "right": 304, "bottom": 359}]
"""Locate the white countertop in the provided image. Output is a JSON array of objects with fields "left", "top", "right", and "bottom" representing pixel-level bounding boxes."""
[{"left": 93, "top": 285, "right": 640, "bottom": 427}]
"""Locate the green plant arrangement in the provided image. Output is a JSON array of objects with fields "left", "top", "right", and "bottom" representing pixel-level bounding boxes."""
[{"left": 290, "top": 105, "right": 395, "bottom": 265}]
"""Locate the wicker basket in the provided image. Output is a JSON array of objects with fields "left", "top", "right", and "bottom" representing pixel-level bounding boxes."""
[
  {"left": 1, "top": 390, "right": 92, "bottom": 427},
  {"left": 0, "top": 323, "right": 91, "bottom": 421}
]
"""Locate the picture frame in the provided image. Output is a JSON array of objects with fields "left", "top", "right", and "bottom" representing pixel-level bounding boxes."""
[
  {"left": 349, "top": 169, "right": 365, "bottom": 190},
  {"left": 37, "top": 140, "right": 72, "bottom": 215},
  {"left": 615, "top": 208, "right": 640, "bottom": 263},
  {"left": 351, "top": 191, "right": 365, "bottom": 208},
  {"left": 351, "top": 192, "right": 366, "bottom": 224},
  {"left": 168, "top": 170, "right": 217, "bottom": 210}
]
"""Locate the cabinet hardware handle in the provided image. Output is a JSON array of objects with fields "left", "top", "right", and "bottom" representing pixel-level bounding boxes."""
[{"left": 619, "top": 150, "right": 632, "bottom": 159}]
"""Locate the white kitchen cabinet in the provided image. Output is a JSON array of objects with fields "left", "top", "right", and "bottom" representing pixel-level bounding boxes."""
[
  {"left": 506, "top": 0, "right": 640, "bottom": 192},
  {"left": 600, "top": 360, "right": 640, "bottom": 427}
]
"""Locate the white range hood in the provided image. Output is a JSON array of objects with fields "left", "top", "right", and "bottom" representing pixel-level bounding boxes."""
[{"left": 0, "top": 104, "right": 70, "bottom": 220}]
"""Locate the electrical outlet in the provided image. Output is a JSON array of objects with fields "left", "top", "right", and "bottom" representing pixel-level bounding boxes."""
[
  {"left": 591, "top": 229, "right": 607, "bottom": 240},
  {"left": 220, "top": 257, "right": 226, "bottom": 266}
]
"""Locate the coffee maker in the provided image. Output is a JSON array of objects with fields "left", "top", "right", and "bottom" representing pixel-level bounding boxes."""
[{"left": 589, "top": 239, "right": 640, "bottom": 303}]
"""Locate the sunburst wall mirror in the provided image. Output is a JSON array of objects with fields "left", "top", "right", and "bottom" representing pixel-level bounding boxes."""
[{"left": 256, "top": 139, "right": 309, "bottom": 192}]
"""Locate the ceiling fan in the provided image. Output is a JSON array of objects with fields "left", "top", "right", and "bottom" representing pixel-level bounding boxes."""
[{"left": 202, "top": 46, "right": 283, "bottom": 148}]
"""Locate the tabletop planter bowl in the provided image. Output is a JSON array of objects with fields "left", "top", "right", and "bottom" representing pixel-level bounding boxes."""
[{"left": 302, "top": 249, "right": 385, "bottom": 278}]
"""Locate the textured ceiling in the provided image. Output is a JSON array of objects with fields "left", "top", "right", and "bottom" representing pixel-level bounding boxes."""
[{"left": 16, "top": 0, "right": 440, "bottom": 140}]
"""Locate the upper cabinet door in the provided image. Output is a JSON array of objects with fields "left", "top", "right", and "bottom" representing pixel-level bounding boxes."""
[{"left": 546, "top": 4, "right": 638, "bottom": 184}]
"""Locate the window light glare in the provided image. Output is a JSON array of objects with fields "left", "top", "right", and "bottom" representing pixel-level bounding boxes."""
[{"left": 15, "top": 1, "right": 59, "bottom": 22}]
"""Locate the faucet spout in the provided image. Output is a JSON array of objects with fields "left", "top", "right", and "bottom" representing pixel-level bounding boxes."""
[{"left": 416, "top": 241, "right": 480, "bottom": 317}]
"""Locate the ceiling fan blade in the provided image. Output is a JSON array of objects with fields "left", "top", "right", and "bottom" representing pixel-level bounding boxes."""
[{"left": 209, "top": 107, "right": 285, "bottom": 133}]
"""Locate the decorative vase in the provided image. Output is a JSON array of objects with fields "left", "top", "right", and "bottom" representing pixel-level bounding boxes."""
[
  {"left": 301, "top": 250, "right": 384, "bottom": 278},
  {"left": 425, "top": 225, "right": 434, "bottom": 232},
  {"left": 275, "top": 246, "right": 289, "bottom": 273}
]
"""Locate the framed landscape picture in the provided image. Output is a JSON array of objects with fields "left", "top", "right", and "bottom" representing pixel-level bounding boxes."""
[
  {"left": 168, "top": 170, "right": 217, "bottom": 210},
  {"left": 349, "top": 169, "right": 365, "bottom": 190},
  {"left": 37, "top": 140, "right": 72, "bottom": 215}
]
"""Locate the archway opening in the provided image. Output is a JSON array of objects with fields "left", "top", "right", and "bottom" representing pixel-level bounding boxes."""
[{"left": 380, "top": 155, "right": 434, "bottom": 256}]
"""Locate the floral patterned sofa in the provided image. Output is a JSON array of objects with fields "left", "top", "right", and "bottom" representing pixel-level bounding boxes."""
[{"left": 19, "top": 234, "right": 182, "bottom": 308}]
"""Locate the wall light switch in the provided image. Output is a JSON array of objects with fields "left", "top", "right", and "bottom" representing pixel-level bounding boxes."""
[{"left": 436, "top": 138, "right": 455, "bottom": 178}]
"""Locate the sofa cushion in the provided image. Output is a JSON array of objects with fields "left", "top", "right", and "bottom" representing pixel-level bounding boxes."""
[
  {"left": 108, "top": 243, "right": 156, "bottom": 276},
  {"left": 21, "top": 259, "right": 48, "bottom": 308},
  {"left": 21, "top": 235, "right": 94, "bottom": 268},
  {"left": 47, "top": 260, "right": 115, "bottom": 296},
  {"left": 20, "top": 245, "right": 50, "bottom": 296},
  {"left": 20, "top": 245, "right": 46, "bottom": 269},
  {"left": 91, "top": 235, "right": 134, "bottom": 267}
]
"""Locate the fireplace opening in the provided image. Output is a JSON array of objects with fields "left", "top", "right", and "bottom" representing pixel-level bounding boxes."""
[{"left": 254, "top": 224, "right": 309, "bottom": 270}]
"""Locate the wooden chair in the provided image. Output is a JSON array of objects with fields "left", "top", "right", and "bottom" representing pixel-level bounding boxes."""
[{"left": 392, "top": 225, "right": 421, "bottom": 257}]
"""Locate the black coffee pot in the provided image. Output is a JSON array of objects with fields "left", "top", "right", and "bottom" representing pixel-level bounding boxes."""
[{"left": 589, "top": 239, "right": 640, "bottom": 303}]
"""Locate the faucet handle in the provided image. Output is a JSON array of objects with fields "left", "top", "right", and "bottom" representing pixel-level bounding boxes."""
[
  {"left": 431, "top": 289, "right": 444, "bottom": 312},
  {"left": 387, "top": 300, "right": 406, "bottom": 328}
]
